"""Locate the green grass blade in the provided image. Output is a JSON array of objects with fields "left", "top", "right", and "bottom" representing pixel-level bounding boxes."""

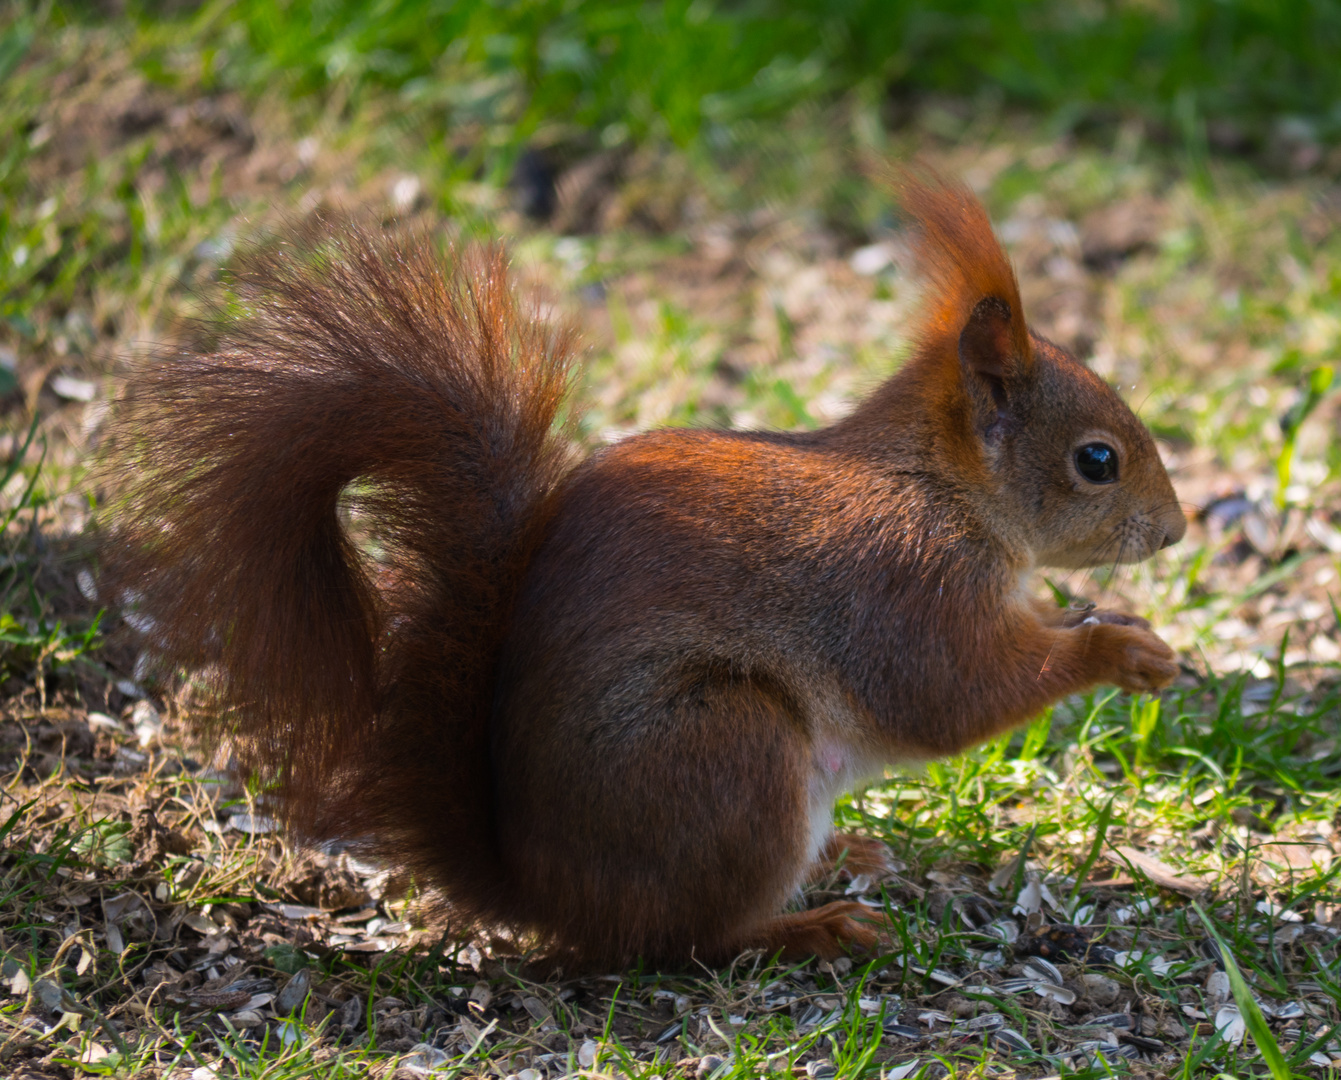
[
  {"left": 1192, "top": 902, "right": 1293, "bottom": 1080},
  {"left": 1069, "top": 795, "right": 1116, "bottom": 907}
]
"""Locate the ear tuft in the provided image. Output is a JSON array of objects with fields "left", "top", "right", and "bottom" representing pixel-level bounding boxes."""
[{"left": 885, "top": 164, "right": 1032, "bottom": 374}]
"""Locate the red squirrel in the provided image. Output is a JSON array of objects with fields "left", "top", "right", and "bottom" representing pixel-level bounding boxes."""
[{"left": 102, "top": 170, "right": 1185, "bottom": 969}]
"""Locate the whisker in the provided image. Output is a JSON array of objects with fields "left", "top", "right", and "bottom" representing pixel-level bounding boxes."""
[
  {"left": 1060, "top": 527, "right": 1128, "bottom": 608},
  {"left": 1059, "top": 536, "right": 1115, "bottom": 601},
  {"left": 1045, "top": 501, "right": 1188, "bottom": 622},
  {"left": 1076, "top": 531, "right": 1133, "bottom": 649}
]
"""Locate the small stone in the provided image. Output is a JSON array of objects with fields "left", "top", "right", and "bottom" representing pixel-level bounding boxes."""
[
  {"left": 697, "top": 1055, "right": 729, "bottom": 1078},
  {"left": 1156, "top": 1015, "right": 1187, "bottom": 1039},
  {"left": 1204, "top": 970, "right": 1231, "bottom": 1008},
  {"left": 1081, "top": 973, "right": 1121, "bottom": 1006},
  {"left": 33, "top": 977, "right": 67, "bottom": 1013}
]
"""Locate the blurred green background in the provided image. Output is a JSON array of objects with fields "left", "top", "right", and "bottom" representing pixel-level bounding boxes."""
[{"left": 125, "top": 0, "right": 1340, "bottom": 166}]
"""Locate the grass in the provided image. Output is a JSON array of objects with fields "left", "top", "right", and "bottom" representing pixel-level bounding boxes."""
[
  {"left": 1, "top": 2, "right": 1340, "bottom": 1078},
  {"left": 124, "top": 0, "right": 1341, "bottom": 163},
  {"left": 6, "top": 677, "right": 1341, "bottom": 1076}
]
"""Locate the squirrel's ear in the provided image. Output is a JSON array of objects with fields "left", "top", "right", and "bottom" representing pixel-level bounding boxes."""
[{"left": 958, "top": 296, "right": 1026, "bottom": 438}]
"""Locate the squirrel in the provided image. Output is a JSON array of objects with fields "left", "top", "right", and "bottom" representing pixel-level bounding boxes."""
[{"left": 101, "top": 169, "right": 1186, "bottom": 970}]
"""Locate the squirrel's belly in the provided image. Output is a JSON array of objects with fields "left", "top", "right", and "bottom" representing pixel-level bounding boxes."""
[{"left": 802, "top": 735, "right": 886, "bottom": 882}]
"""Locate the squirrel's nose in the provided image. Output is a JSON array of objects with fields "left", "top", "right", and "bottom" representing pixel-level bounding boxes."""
[
  {"left": 1159, "top": 508, "right": 1188, "bottom": 548},
  {"left": 1159, "top": 520, "right": 1185, "bottom": 548}
]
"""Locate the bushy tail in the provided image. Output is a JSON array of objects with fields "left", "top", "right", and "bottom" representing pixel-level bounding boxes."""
[{"left": 100, "top": 224, "right": 580, "bottom": 920}]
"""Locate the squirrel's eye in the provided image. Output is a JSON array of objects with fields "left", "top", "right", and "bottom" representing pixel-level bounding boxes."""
[{"left": 1075, "top": 443, "right": 1118, "bottom": 484}]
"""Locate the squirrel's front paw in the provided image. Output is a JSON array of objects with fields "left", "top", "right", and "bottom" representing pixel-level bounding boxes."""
[{"left": 1104, "top": 624, "right": 1179, "bottom": 693}]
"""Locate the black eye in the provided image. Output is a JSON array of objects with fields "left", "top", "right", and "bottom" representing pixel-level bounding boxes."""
[{"left": 1075, "top": 443, "right": 1118, "bottom": 484}]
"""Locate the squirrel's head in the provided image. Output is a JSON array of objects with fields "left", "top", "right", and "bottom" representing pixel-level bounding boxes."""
[
  {"left": 954, "top": 298, "right": 1186, "bottom": 569},
  {"left": 883, "top": 167, "right": 1186, "bottom": 570}
]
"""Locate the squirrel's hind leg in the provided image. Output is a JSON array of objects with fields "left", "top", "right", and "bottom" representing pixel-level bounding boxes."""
[{"left": 497, "top": 666, "right": 820, "bottom": 968}]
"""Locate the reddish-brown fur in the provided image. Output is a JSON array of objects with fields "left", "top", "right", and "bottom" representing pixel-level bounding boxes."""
[{"left": 100, "top": 172, "right": 1185, "bottom": 970}]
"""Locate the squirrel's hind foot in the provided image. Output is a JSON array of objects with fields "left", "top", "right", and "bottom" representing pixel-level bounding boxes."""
[{"left": 743, "top": 900, "right": 888, "bottom": 961}]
